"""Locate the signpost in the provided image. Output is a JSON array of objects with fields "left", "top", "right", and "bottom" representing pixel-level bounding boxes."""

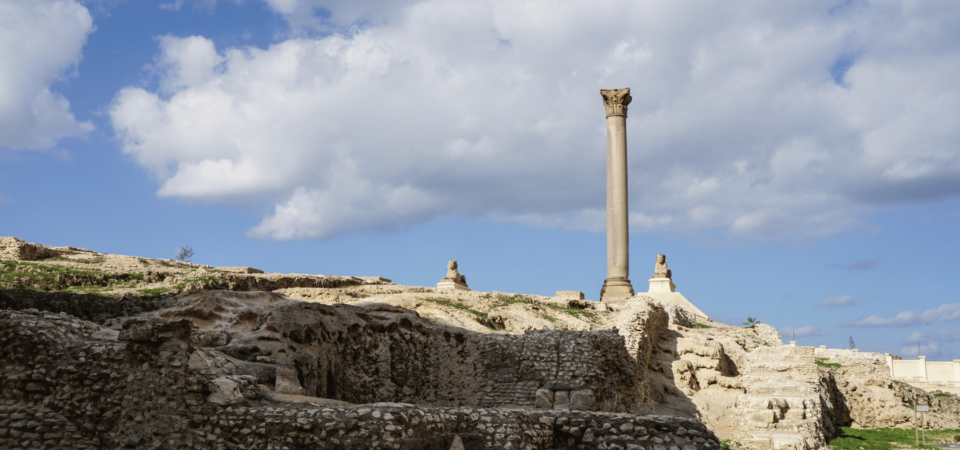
[{"left": 915, "top": 404, "right": 929, "bottom": 445}]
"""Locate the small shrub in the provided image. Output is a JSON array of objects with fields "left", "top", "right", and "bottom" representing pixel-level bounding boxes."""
[
  {"left": 743, "top": 317, "right": 759, "bottom": 328},
  {"left": 176, "top": 246, "right": 194, "bottom": 262},
  {"left": 692, "top": 322, "right": 712, "bottom": 329}
]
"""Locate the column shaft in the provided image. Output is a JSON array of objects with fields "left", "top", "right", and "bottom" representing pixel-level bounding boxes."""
[
  {"left": 607, "top": 115, "right": 629, "bottom": 279},
  {"left": 600, "top": 88, "right": 634, "bottom": 300}
]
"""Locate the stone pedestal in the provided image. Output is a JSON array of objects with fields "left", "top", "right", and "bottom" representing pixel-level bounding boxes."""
[
  {"left": 599, "top": 88, "right": 634, "bottom": 301},
  {"left": 647, "top": 278, "right": 676, "bottom": 293},
  {"left": 437, "top": 279, "right": 470, "bottom": 291}
]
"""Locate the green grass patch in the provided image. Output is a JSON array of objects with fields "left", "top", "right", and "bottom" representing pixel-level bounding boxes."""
[
  {"left": 935, "top": 393, "right": 954, "bottom": 398},
  {"left": 422, "top": 297, "right": 489, "bottom": 319},
  {"left": 720, "top": 440, "right": 743, "bottom": 450},
  {"left": 828, "top": 426, "right": 960, "bottom": 450},
  {"left": 692, "top": 322, "right": 712, "bottom": 329},
  {"left": 0, "top": 260, "right": 148, "bottom": 292},
  {"left": 816, "top": 358, "right": 842, "bottom": 369},
  {"left": 490, "top": 293, "right": 533, "bottom": 308},
  {"left": 138, "top": 287, "right": 168, "bottom": 296},
  {"left": 541, "top": 314, "right": 557, "bottom": 322},
  {"left": 544, "top": 304, "right": 598, "bottom": 320}
]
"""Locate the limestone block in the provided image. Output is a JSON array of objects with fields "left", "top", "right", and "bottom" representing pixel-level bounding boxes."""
[
  {"left": 784, "top": 409, "right": 805, "bottom": 420},
  {"left": 208, "top": 377, "right": 243, "bottom": 405},
  {"left": 569, "top": 389, "right": 595, "bottom": 411},
  {"left": 553, "top": 391, "right": 570, "bottom": 409},
  {"left": 556, "top": 291, "right": 585, "bottom": 300},
  {"left": 717, "top": 376, "right": 742, "bottom": 390},
  {"left": 535, "top": 389, "right": 554, "bottom": 409},
  {"left": 275, "top": 367, "right": 304, "bottom": 395},
  {"left": 696, "top": 369, "right": 720, "bottom": 390},
  {"left": 748, "top": 410, "right": 776, "bottom": 424}
]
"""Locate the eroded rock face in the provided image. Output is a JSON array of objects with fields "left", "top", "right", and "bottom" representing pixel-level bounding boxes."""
[{"left": 0, "top": 308, "right": 722, "bottom": 449}]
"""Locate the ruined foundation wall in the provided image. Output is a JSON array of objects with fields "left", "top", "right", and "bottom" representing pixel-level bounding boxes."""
[
  {"left": 0, "top": 308, "right": 720, "bottom": 450},
  {"left": 256, "top": 302, "right": 644, "bottom": 412}
]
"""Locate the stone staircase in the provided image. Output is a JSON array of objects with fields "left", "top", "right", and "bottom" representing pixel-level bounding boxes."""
[{"left": 736, "top": 346, "right": 832, "bottom": 450}]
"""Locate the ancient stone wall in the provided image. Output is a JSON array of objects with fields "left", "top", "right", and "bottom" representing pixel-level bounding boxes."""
[
  {"left": 261, "top": 304, "right": 643, "bottom": 411},
  {"left": 476, "top": 329, "right": 643, "bottom": 412},
  {"left": 0, "top": 308, "right": 721, "bottom": 449},
  {"left": 0, "top": 289, "right": 168, "bottom": 323}
]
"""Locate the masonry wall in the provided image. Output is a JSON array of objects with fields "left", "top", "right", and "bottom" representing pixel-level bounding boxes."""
[
  {"left": 0, "top": 308, "right": 720, "bottom": 450},
  {"left": 218, "top": 299, "right": 646, "bottom": 413}
]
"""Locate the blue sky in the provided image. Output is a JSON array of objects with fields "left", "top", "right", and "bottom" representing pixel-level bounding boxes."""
[{"left": 2, "top": 0, "right": 960, "bottom": 359}]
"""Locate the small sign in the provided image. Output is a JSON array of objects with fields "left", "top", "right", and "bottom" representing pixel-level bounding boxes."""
[{"left": 916, "top": 405, "right": 929, "bottom": 412}]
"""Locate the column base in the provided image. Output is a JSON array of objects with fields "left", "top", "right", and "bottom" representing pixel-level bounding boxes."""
[{"left": 600, "top": 278, "right": 634, "bottom": 301}]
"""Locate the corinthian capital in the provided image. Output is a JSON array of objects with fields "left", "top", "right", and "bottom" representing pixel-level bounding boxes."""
[{"left": 600, "top": 88, "right": 632, "bottom": 117}]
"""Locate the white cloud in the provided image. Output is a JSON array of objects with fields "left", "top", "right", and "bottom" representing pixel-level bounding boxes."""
[
  {"left": 848, "top": 302, "right": 960, "bottom": 327},
  {"left": 819, "top": 295, "right": 862, "bottom": 307},
  {"left": 110, "top": 0, "right": 960, "bottom": 240},
  {"left": 779, "top": 325, "right": 821, "bottom": 342},
  {"left": 0, "top": 0, "right": 94, "bottom": 150},
  {"left": 900, "top": 341, "right": 940, "bottom": 358}
]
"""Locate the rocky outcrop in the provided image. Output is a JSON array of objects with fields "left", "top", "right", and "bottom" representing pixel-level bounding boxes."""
[
  {"left": 0, "top": 237, "right": 61, "bottom": 261},
  {"left": 753, "top": 324, "right": 782, "bottom": 347},
  {"left": 608, "top": 301, "right": 670, "bottom": 408}
]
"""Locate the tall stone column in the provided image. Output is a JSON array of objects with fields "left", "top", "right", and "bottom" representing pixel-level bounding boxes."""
[{"left": 600, "top": 88, "right": 635, "bottom": 300}]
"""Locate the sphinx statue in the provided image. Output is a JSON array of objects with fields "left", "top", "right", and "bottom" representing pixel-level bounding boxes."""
[
  {"left": 445, "top": 260, "right": 467, "bottom": 285},
  {"left": 652, "top": 254, "right": 672, "bottom": 279},
  {"left": 437, "top": 259, "right": 470, "bottom": 291}
]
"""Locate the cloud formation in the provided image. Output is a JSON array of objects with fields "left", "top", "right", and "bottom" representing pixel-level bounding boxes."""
[
  {"left": 779, "top": 325, "right": 821, "bottom": 341},
  {"left": 848, "top": 302, "right": 960, "bottom": 327},
  {"left": 0, "top": 0, "right": 94, "bottom": 150},
  {"left": 819, "top": 295, "right": 862, "bottom": 307},
  {"left": 110, "top": 0, "right": 960, "bottom": 240}
]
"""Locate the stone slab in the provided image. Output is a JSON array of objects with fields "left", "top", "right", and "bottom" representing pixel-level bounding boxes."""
[{"left": 556, "top": 290, "right": 584, "bottom": 300}]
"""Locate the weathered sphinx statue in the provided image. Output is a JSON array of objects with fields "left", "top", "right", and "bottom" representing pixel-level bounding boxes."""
[
  {"left": 652, "top": 254, "right": 672, "bottom": 279},
  {"left": 437, "top": 260, "right": 470, "bottom": 291},
  {"left": 445, "top": 260, "right": 467, "bottom": 285}
]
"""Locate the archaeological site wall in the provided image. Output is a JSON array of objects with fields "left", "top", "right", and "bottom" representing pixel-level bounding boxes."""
[{"left": 0, "top": 308, "right": 721, "bottom": 449}]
